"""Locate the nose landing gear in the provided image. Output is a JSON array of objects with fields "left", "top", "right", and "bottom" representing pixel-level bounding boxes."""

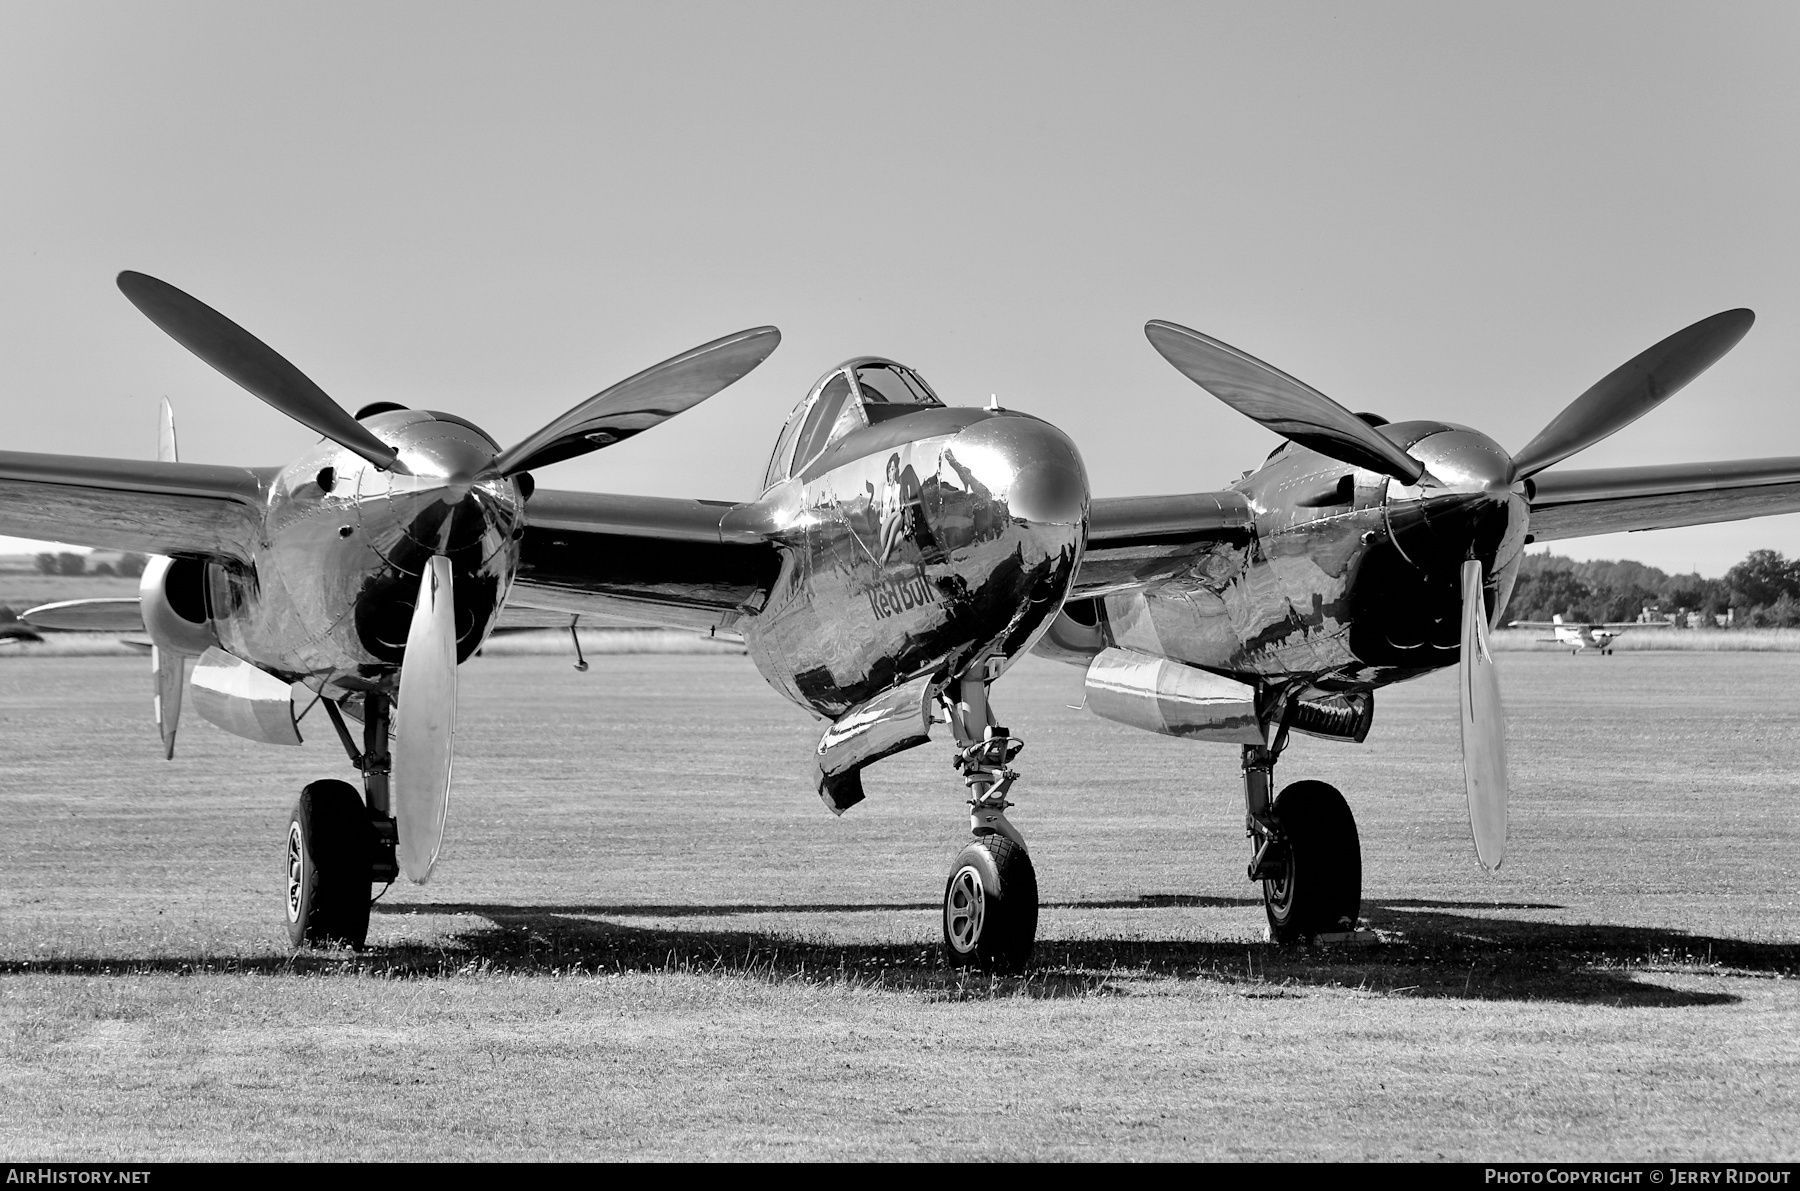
[{"left": 940, "top": 669, "right": 1037, "bottom": 971}]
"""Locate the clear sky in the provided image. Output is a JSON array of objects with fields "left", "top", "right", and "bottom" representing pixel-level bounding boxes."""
[{"left": 2, "top": 1, "right": 1795, "bottom": 576}]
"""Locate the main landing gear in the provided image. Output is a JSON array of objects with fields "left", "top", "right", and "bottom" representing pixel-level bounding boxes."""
[
  {"left": 940, "top": 668, "right": 1038, "bottom": 972},
  {"left": 1242, "top": 739, "right": 1362, "bottom": 944},
  {"left": 285, "top": 692, "right": 401, "bottom": 948}
]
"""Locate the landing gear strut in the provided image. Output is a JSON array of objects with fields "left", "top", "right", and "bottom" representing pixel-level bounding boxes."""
[
  {"left": 1242, "top": 738, "right": 1361, "bottom": 944},
  {"left": 940, "top": 666, "right": 1037, "bottom": 971},
  {"left": 284, "top": 692, "right": 400, "bottom": 948}
]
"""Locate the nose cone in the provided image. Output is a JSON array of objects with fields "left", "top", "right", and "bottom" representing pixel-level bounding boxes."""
[
  {"left": 928, "top": 411, "right": 1088, "bottom": 681},
  {"left": 950, "top": 413, "right": 1089, "bottom": 527},
  {"left": 1386, "top": 425, "right": 1525, "bottom": 543},
  {"left": 391, "top": 418, "right": 498, "bottom": 495}
]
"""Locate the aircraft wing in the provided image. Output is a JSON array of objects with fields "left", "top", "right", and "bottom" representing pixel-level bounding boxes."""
[
  {"left": 1528, "top": 457, "right": 1800, "bottom": 541},
  {"left": 507, "top": 488, "right": 782, "bottom": 633},
  {"left": 1071, "top": 491, "right": 1254, "bottom": 597},
  {"left": 0, "top": 450, "right": 269, "bottom": 561}
]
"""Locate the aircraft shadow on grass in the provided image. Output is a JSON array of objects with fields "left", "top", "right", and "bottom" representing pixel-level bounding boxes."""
[
  {"left": 7, "top": 898, "right": 1789, "bottom": 1007},
  {"left": 355, "top": 897, "right": 1787, "bottom": 1007}
]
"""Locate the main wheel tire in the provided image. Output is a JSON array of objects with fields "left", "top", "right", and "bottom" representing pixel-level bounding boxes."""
[
  {"left": 1262, "top": 779, "right": 1361, "bottom": 945},
  {"left": 286, "top": 779, "right": 374, "bottom": 949},
  {"left": 942, "top": 833, "right": 1038, "bottom": 972}
]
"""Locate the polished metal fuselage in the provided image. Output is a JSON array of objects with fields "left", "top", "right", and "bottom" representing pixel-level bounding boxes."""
[
  {"left": 1089, "top": 420, "right": 1528, "bottom": 697},
  {"left": 741, "top": 406, "right": 1088, "bottom": 720}
]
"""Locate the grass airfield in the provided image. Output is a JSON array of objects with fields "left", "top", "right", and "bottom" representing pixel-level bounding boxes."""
[{"left": 1, "top": 651, "right": 1796, "bottom": 1161}]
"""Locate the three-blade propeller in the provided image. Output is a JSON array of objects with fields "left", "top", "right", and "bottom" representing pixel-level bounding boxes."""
[
  {"left": 1148, "top": 309, "right": 1754, "bottom": 869},
  {"left": 121, "top": 271, "right": 779, "bottom": 883},
  {"left": 119, "top": 271, "right": 781, "bottom": 483}
]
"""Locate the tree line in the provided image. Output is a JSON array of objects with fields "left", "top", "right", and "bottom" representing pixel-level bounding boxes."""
[
  {"left": 33, "top": 552, "right": 148, "bottom": 578},
  {"left": 1507, "top": 549, "right": 1800, "bottom": 627}
]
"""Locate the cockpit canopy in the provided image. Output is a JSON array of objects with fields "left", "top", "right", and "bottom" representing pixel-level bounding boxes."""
[{"left": 763, "top": 357, "right": 944, "bottom": 489}]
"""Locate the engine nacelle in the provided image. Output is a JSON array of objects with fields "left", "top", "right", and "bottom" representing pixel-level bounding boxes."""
[
  {"left": 139, "top": 555, "right": 217, "bottom": 656},
  {"left": 1032, "top": 598, "right": 1107, "bottom": 666}
]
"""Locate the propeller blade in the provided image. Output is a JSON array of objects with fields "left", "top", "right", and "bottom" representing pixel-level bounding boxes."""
[
  {"left": 157, "top": 397, "right": 179, "bottom": 464},
  {"left": 1459, "top": 559, "right": 1508, "bottom": 871},
  {"left": 116, "top": 271, "right": 405, "bottom": 474},
  {"left": 1145, "top": 320, "right": 1426, "bottom": 484},
  {"left": 1511, "top": 309, "right": 1755, "bottom": 478},
  {"left": 393, "top": 556, "right": 458, "bottom": 882},
  {"left": 488, "top": 325, "right": 781, "bottom": 476},
  {"left": 153, "top": 646, "right": 185, "bottom": 761},
  {"left": 153, "top": 400, "right": 182, "bottom": 758}
]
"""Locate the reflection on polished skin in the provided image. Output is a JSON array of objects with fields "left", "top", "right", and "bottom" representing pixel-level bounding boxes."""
[{"left": 1087, "top": 418, "right": 1528, "bottom": 688}]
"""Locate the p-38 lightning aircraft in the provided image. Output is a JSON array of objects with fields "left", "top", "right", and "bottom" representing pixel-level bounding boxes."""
[
  {"left": 1507, "top": 613, "right": 1671, "bottom": 655},
  {"left": 6, "top": 273, "right": 1796, "bottom": 970}
]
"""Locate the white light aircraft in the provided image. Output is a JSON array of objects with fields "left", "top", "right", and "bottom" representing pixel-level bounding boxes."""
[{"left": 1507, "top": 613, "right": 1672, "bottom": 655}]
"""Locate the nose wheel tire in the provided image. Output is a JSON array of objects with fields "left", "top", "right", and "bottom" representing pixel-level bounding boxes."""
[
  {"left": 942, "top": 833, "right": 1038, "bottom": 972},
  {"left": 1261, "top": 779, "right": 1361, "bottom": 945},
  {"left": 286, "top": 779, "right": 375, "bottom": 949}
]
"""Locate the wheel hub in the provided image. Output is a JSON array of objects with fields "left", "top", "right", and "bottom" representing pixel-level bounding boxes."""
[
  {"left": 944, "top": 865, "right": 985, "bottom": 952},
  {"left": 285, "top": 821, "right": 304, "bottom": 924},
  {"left": 1263, "top": 859, "right": 1296, "bottom": 920}
]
